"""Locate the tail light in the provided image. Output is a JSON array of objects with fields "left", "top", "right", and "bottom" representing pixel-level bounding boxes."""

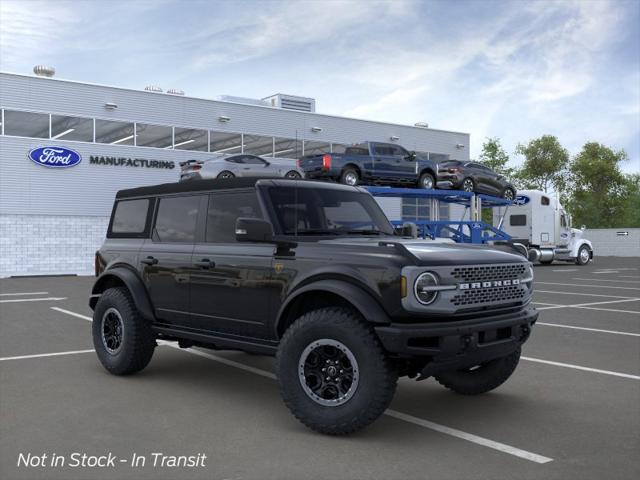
[
  {"left": 95, "top": 251, "right": 106, "bottom": 277},
  {"left": 322, "top": 154, "right": 331, "bottom": 170},
  {"left": 191, "top": 164, "right": 202, "bottom": 171},
  {"left": 296, "top": 158, "right": 301, "bottom": 167}
]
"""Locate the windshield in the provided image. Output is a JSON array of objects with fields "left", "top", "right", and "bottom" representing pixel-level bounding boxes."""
[{"left": 267, "top": 186, "right": 395, "bottom": 237}]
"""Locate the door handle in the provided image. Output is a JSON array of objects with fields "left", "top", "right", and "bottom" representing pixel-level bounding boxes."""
[
  {"left": 194, "top": 259, "right": 215, "bottom": 268},
  {"left": 141, "top": 256, "right": 158, "bottom": 266}
]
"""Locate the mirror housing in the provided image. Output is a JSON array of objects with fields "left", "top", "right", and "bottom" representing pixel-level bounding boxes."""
[
  {"left": 395, "top": 222, "right": 418, "bottom": 238},
  {"left": 406, "top": 151, "right": 417, "bottom": 161},
  {"left": 235, "top": 218, "right": 274, "bottom": 243}
]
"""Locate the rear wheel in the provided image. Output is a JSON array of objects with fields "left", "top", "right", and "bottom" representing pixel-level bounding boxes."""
[
  {"left": 461, "top": 178, "right": 475, "bottom": 192},
  {"left": 502, "top": 188, "right": 515, "bottom": 201},
  {"left": 418, "top": 172, "right": 435, "bottom": 189},
  {"left": 576, "top": 245, "right": 591, "bottom": 265},
  {"left": 434, "top": 348, "right": 521, "bottom": 395},
  {"left": 285, "top": 170, "right": 302, "bottom": 179},
  {"left": 217, "top": 171, "right": 235, "bottom": 179},
  {"left": 276, "top": 307, "right": 398, "bottom": 435},
  {"left": 92, "top": 287, "right": 155, "bottom": 375},
  {"left": 340, "top": 168, "right": 359, "bottom": 186}
]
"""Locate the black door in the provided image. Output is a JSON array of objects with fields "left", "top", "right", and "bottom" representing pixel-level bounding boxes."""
[
  {"left": 188, "top": 190, "right": 275, "bottom": 339},
  {"left": 139, "top": 194, "right": 204, "bottom": 327}
]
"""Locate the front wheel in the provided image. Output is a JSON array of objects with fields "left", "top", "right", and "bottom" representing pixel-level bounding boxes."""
[
  {"left": 576, "top": 245, "right": 591, "bottom": 265},
  {"left": 92, "top": 287, "right": 155, "bottom": 375},
  {"left": 276, "top": 307, "right": 398, "bottom": 435},
  {"left": 502, "top": 188, "right": 515, "bottom": 201},
  {"left": 434, "top": 348, "right": 521, "bottom": 395},
  {"left": 418, "top": 172, "right": 435, "bottom": 189}
]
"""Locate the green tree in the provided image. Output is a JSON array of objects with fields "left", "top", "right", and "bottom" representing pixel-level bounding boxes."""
[
  {"left": 619, "top": 174, "right": 640, "bottom": 227},
  {"left": 479, "top": 137, "right": 514, "bottom": 177},
  {"left": 515, "top": 135, "right": 569, "bottom": 193},
  {"left": 566, "top": 142, "right": 629, "bottom": 228}
]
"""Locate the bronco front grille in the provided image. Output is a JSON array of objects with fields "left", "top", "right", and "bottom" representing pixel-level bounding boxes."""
[
  {"left": 451, "top": 264, "right": 527, "bottom": 283},
  {"left": 451, "top": 285, "right": 526, "bottom": 306}
]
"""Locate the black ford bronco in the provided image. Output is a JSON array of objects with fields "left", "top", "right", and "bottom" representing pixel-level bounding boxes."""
[{"left": 90, "top": 178, "right": 537, "bottom": 435}]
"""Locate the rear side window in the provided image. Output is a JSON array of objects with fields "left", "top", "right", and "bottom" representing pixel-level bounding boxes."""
[
  {"left": 510, "top": 215, "right": 527, "bottom": 226},
  {"left": 110, "top": 199, "right": 151, "bottom": 236},
  {"left": 206, "top": 191, "right": 262, "bottom": 243},
  {"left": 154, "top": 196, "right": 201, "bottom": 243}
]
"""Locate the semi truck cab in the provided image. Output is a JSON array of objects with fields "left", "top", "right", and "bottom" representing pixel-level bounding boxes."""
[{"left": 494, "top": 190, "right": 593, "bottom": 265}]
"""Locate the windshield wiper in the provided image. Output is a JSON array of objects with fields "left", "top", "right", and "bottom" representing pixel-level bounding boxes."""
[
  {"left": 344, "top": 229, "right": 386, "bottom": 235},
  {"left": 289, "top": 230, "right": 343, "bottom": 235}
]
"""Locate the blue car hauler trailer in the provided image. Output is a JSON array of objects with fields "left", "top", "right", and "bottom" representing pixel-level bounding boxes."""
[{"left": 365, "top": 186, "right": 513, "bottom": 244}]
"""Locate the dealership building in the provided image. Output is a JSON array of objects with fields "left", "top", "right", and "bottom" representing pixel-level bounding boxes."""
[{"left": 0, "top": 69, "right": 470, "bottom": 277}]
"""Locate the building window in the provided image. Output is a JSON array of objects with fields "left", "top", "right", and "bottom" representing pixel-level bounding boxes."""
[
  {"left": 174, "top": 127, "right": 208, "bottom": 151},
  {"left": 95, "top": 119, "right": 135, "bottom": 145},
  {"left": 3, "top": 110, "right": 49, "bottom": 138},
  {"left": 51, "top": 114, "right": 93, "bottom": 142},
  {"left": 244, "top": 134, "right": 274, "bottom": 156},
  {"left": 135, "top": 123, "right": 173, "bottom": 148},
  {"left": 303, "top": 141, "right": 331, "bottom": 156},
  {"left": 210, "top": 131, "right": 243, "bottom": 154},
  {"left": 273, "top": 137, "right": 302, "bottom": 158}
]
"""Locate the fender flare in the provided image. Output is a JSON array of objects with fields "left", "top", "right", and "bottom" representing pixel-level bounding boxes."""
[
  {"left": 274, "top": 279, "right": 391, "bottom": 338},
  {"left": 89, "top": 267, "right": 155, "bottom": 321},
  {"left": 572, "top": 239, "right": 594, "bottom": 258}
]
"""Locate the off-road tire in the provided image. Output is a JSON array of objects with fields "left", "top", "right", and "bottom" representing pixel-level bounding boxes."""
[
  {"left": 418, "top": 172, "right": 435, "bottom": 189},
  {"left": 434, "top": 347, "right": 521, "bottom": 395},
  {"left": 340, "top": 168, "right": 359, "bottom": 186},
  {"left": 276, "top": 307, "right": 398, "bottom": 435},
  {"left": 92, "top": 287, "right": 155, "bottom": 376},
  {"left": 217, "top": 171, "right": 235, "bottom": 179}
]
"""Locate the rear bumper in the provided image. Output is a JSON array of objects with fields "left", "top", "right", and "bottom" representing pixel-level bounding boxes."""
[
  {"left": 375, "top": 306, "right": 538, "bottom": 376},
  {"left": 436, "top": 174, "right": 462, "bottom": 189}
]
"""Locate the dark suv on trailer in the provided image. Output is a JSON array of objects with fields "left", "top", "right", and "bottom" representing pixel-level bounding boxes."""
[{"left": 91, "top": 178, "right": 537, "bottom": 435}]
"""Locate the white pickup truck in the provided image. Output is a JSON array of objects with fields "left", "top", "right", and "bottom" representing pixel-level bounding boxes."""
[{"left": 494, "top": 190, "right": 594, "bottom": 265}]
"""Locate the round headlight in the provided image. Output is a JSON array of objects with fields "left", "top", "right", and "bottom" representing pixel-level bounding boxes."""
[{"left": 414, "top": 272, "right": 439, "bottom": 305}]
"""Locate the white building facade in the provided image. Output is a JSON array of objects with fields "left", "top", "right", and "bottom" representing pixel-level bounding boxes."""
[{"left": 0, "top": 72, "right": 470, "bottom": 276}]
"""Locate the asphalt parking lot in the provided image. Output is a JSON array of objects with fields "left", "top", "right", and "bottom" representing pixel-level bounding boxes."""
[{"left": 1, "top": 257, "right": 639, "bottom": 480}]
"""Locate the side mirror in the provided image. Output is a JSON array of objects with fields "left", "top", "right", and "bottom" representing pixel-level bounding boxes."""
[
  {"left": 395, "top": 222, "right": 418, "bottom": 238},
  {"left": 581, "top": 225, "right": 586, "bottom": 231},
  {"left": 406, "top": 151, "right": 417, "bottom": 161},
  {"left": 235, "top": 218, "right": 274, "bottom": 243}
]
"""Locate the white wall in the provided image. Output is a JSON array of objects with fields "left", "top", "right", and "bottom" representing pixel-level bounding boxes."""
[
  {"left": 0, "top": 214, "right": 108, "bottom": 277},
  {"left": 585, "top": 228, "right": 640, "bottom": 258}
]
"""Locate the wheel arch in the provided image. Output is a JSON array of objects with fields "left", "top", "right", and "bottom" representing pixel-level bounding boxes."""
[
  {"left": 274, "top": 279, "right": 390, "bottom": 338},
  {"left": 342, "top": 163, "right": 362, "bottom": 176},
  {"left": 90, "top": 266, "right": 155, "bottom": 322},
  {"left": 419, "top": 167, "right": 436, "bottom": 179}
]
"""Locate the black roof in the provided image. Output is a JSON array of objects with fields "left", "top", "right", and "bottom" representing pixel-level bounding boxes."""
[{"left": 116, "top": 177, "right": 277, "bottom": 199}]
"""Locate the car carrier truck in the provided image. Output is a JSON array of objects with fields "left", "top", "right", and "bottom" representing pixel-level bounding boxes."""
[{"left": 494, "top": 190, "right": 593, "bottom": 265}]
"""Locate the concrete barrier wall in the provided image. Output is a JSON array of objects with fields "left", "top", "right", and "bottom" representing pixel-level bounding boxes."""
[{"left": 585, "top": 228, "right": 640, "bottom": 257}]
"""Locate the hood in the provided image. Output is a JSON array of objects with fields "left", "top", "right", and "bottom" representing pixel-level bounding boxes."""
[{"left": 317, "top": 237, "right": 527, "bottom": 266}]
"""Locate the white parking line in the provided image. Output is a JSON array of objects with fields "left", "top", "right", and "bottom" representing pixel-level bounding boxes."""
[
  {"left": 51, "top": 307, "right": 92, "bottom": 321},
  {"left": 0, "top": 297, "right": 67, "bottom": 303},
  {"left": 163, "top": 343, "right": 553, "bottom": 464},
  {"left": 535, "top": 298, "right": 640, "bottom": 311},
  {"left": 592, "top": 270, "right": 620, "bottom": 274},
  {"left": 0, "top": 291, "right": 49, "bottom": 296},
  {"left": 572, "top": 278, "right": 640, "bottom": 284},
  {"left": 536, "top": 282, "right": 640, "bottom": 291},
  {"left": 0, "top": 349, "right": 94, "bottom": 362},
  {"left": 620, "top": 275, "right": 640, "bottom": 279},
  {"left": 384, "top": 410, "right": 553, "bottom": 464},
  {"left": 537, "top": 322, "right": 640, "bottom": 337},
  {"left": 522, "top": 357, "right": 640, "bottom": 380},
  {"left": 574, "top": 306, "right": 640, "bottom": 315},
  {"left": 551, "top": 269, "right": 578, "bottom": 272}
]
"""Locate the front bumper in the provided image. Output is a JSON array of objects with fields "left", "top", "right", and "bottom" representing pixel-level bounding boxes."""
[{"left": 375, "top": 306, "right": 538, "bottom": 376}]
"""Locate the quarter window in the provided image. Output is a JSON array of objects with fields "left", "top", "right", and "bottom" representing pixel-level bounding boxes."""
[
  {"left": 154, "top": 196, "right": 201, "bottom": 243},
  {"left": 206, "top": 192, "right": 262, "bottom": 243},
  {"left": 110, "top": 199, "right": 150, "bottom": 235}
]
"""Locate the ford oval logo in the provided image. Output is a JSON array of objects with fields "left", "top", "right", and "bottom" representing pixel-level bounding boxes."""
[
  {"left": 28, "top": 146, "right": 82, "bottom": 168},
  {"left": 514, "top": 195, "right": 530, "bottom": 206}
]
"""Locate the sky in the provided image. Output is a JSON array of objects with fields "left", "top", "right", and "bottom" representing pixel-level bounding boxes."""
[{"left": 1, "top": 0, "right": 639, "bottom": 173}]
